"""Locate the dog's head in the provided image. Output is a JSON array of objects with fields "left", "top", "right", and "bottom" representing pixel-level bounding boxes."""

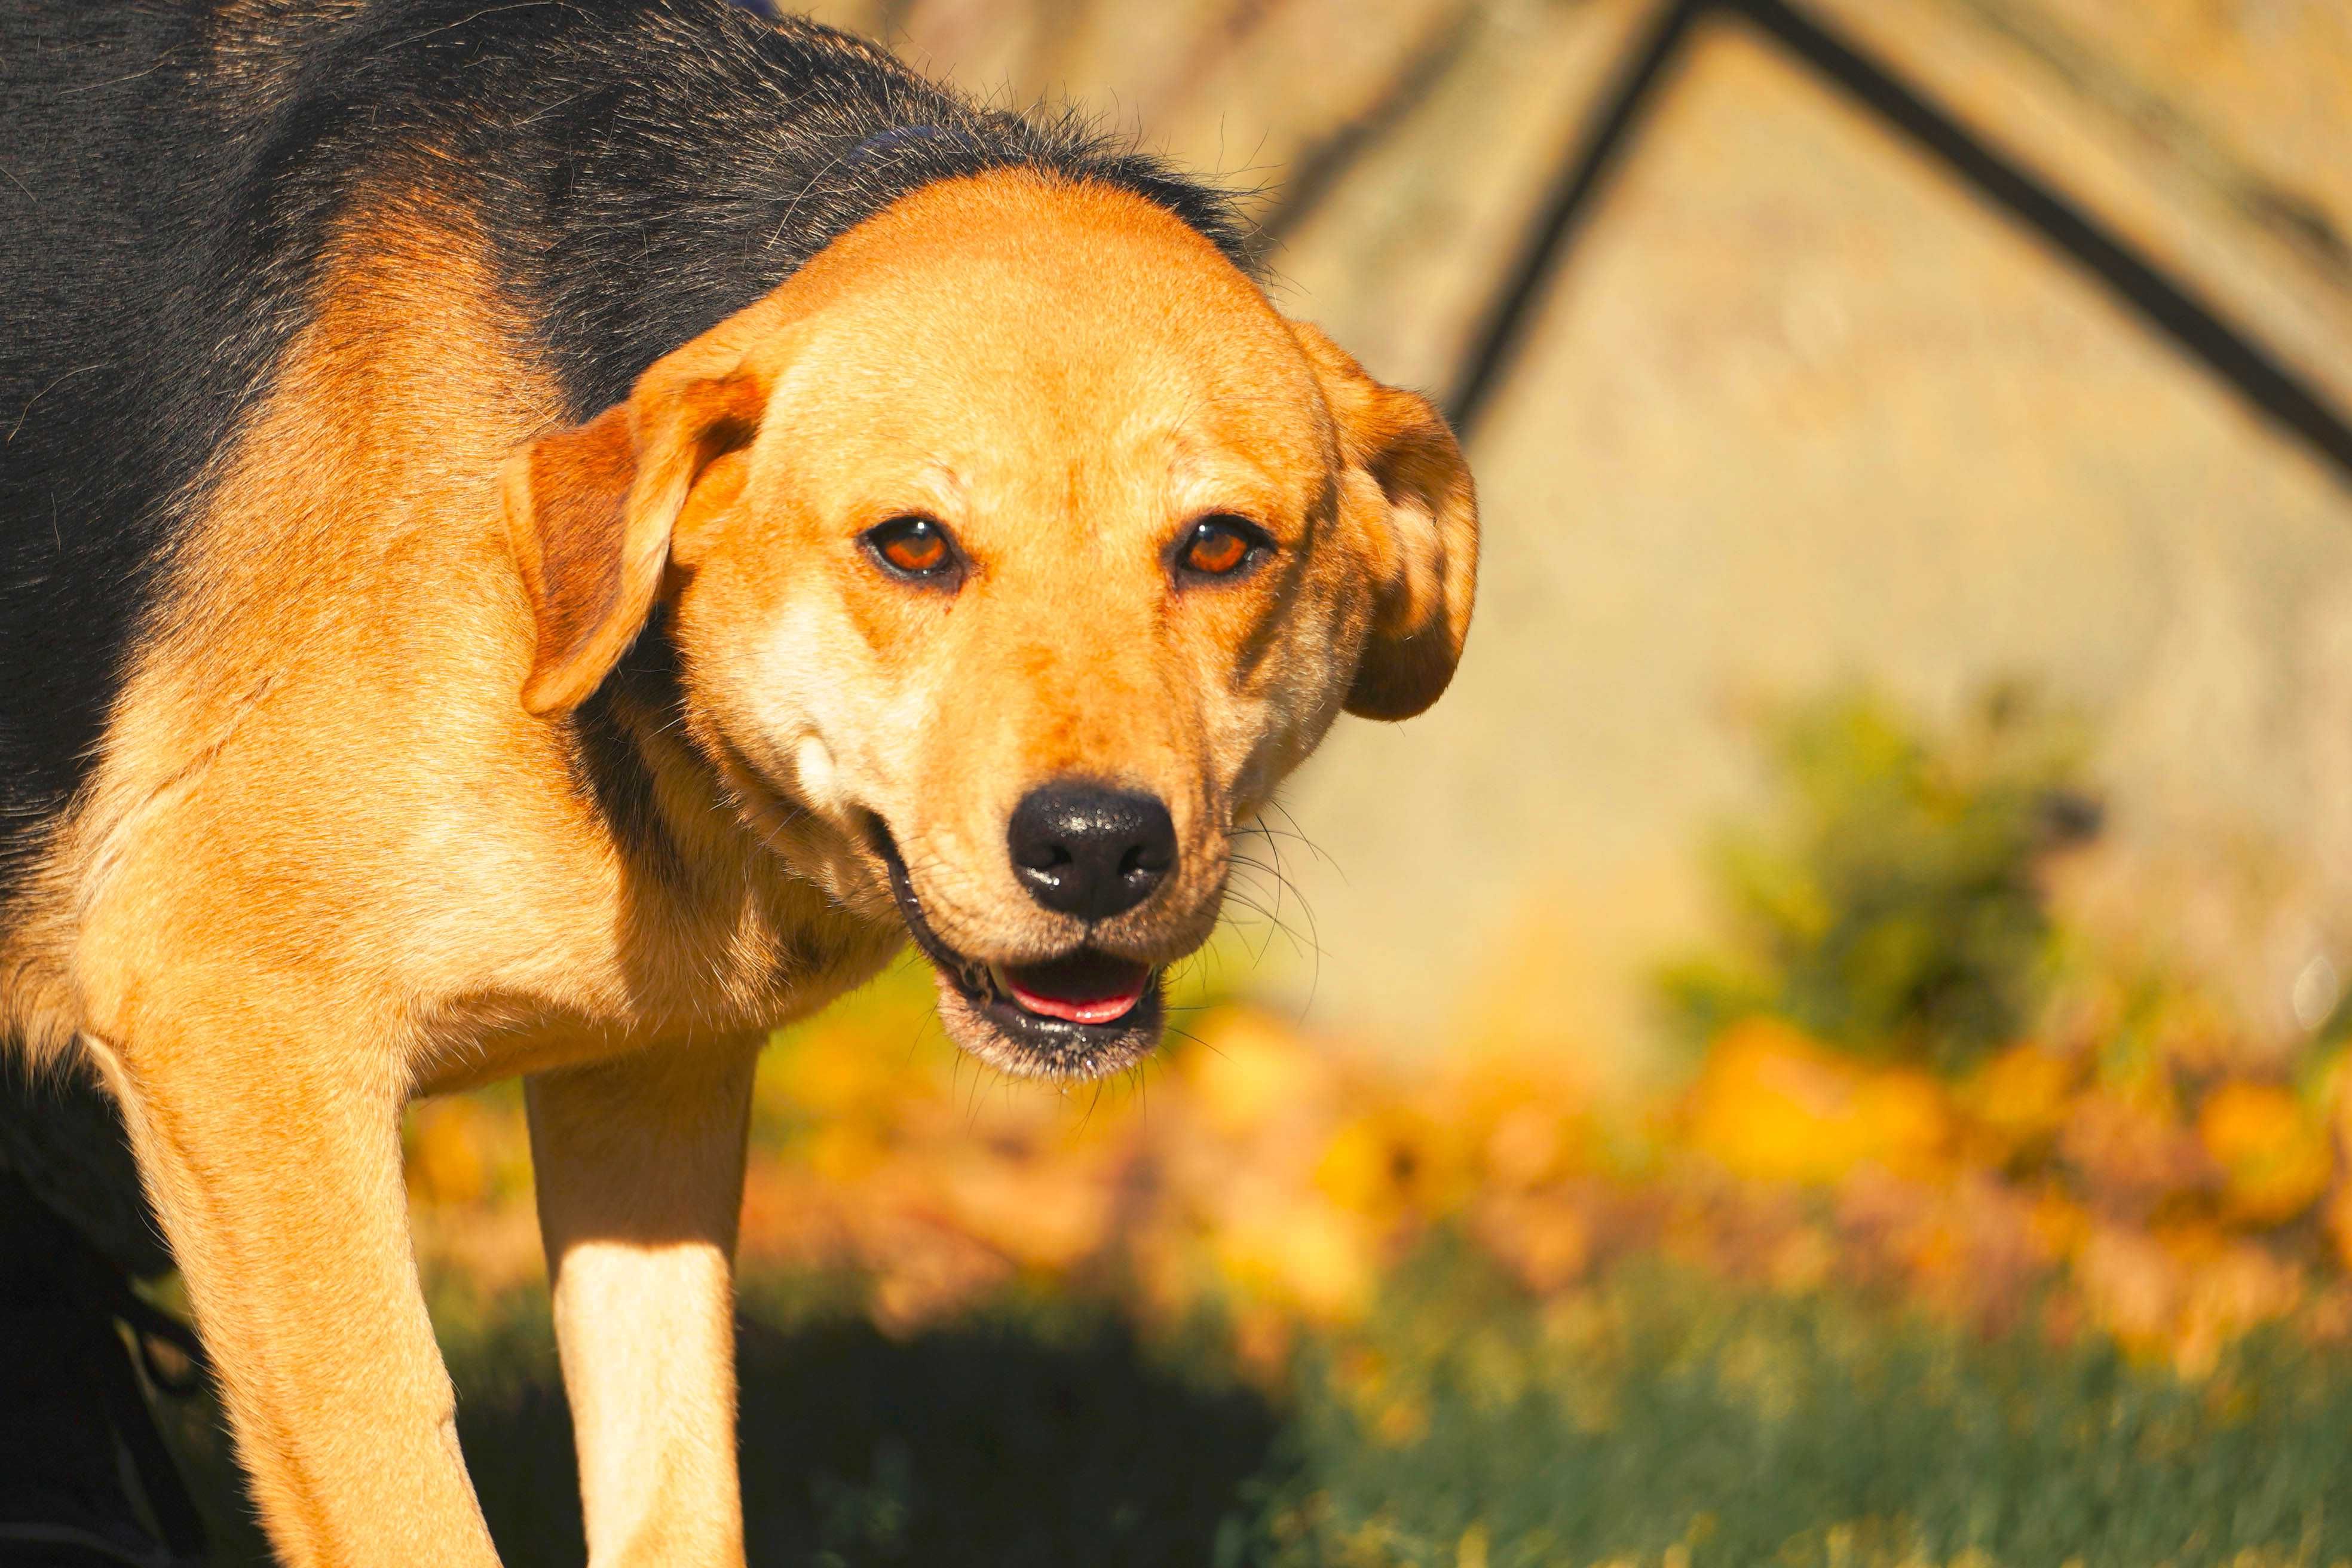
[{"left": 503, "top": 171, "right": 1475, "bottom": 1077}]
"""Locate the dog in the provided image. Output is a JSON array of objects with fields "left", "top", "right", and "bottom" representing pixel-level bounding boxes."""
[{"left": 0, "top": 2, "right": 1478, "bottom": 1563}]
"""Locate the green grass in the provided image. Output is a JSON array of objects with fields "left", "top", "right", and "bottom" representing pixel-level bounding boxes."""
[
  {"left": 1248, "top": 1244, "right": 2352, "bottom": 1567},
  {"left": 158, "top": 1247, "right": 2352, "bottom": 1567}
]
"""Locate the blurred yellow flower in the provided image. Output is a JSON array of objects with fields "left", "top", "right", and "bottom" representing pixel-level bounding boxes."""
[
  {"left": 1181, "top": 1007, "right": 1331, "bottom": 1135},
  {"left": 1685, "top": 1019, "right": 1950, "bottom": 1185},
  {"left": 1316, "top": 1105, "right": 1470, "bottom": 1225},
  {"left": 2028, "top": 1187, "right": 2091, "bottom": 1260},
  {"left": 1959, "top": 1041, "right": 2077, "bottom": 1156},
  {"left": 2197, "top": 1082, "right": 2332, "bottom": 1226},
  {"left": 1480, "top": 1104, "right": 1575, "bottom": 1190},
  {"left": 1437, "top": 1052, "right": 1590, "bottom": 1191},
  {"left": 1211, "top": 1198, "right": 1376, "bottom": 1324}
]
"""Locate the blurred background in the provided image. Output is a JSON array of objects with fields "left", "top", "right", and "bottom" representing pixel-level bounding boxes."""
[{"left": 186, "top": 1, "right": 2352, "bottom": 1563}]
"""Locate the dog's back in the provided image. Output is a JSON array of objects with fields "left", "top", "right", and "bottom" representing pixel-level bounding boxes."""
[{"left": 2, "top": 4, "right": 272, "bottom": 881}]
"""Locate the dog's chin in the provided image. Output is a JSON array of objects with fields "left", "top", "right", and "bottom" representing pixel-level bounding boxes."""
[
  {"left": 870, "top": 825, "right": 1167, "bottom": 1081},
  {"left": 926, "top": 965, "right": 1165, "bottom": 1082}
]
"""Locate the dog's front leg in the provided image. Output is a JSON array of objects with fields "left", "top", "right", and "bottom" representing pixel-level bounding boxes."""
[
  {"left": 101, "top": 1026, "right": 501, "bottom": 1567},
  {"left": 526, "top": 1039, "right": 761, "bottom": 1568}
]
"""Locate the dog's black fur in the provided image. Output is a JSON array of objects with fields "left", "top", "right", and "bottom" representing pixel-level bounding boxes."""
[{"left": 0, "top": 0, "right": 1254, "bottom": 895}]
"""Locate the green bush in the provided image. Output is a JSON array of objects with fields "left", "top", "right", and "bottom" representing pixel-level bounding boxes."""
[{"left": 1658, "top": 684, "right": 2097, "bottom": 1075}]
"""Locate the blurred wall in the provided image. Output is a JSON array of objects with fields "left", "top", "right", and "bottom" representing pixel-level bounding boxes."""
[{"left": 799, "top": 0, "right": 2352, "bottom": 1068}]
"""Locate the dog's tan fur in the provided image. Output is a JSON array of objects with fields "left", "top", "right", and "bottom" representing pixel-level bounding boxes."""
[{"left": 2, "top": 170, "right": 1474, "bottom": 1564}]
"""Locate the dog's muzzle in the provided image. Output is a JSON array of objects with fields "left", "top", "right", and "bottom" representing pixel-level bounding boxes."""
[{"left": 870, "top": 823, "right": 1166, "bottom": 1079}]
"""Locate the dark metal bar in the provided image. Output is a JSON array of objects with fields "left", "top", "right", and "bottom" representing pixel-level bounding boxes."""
[
  {"left": 1726, "top": 0, "right": 2352, "bottom": 488},
  {"left": 1726, "top": 0, "right": 2352, "bottom": 489},
  {"left": 1443, "top": 0, "right": 1708, "bottom": 434},
  {"left": 1447, "top": 0, "right": 2352, "bottom": 495}
]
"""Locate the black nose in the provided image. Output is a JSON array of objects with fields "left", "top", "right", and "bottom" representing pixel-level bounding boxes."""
[{"left": 1007, "top": 783, "right": 1177, "bottom": 921}]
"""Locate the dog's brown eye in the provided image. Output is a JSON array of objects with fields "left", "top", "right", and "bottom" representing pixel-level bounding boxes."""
[
  {"left": 864, "top": 516, "right": 959, "bottom": 583},
  {"left": 1176, "top": 516, "right": 1264, "bottom": 580}
]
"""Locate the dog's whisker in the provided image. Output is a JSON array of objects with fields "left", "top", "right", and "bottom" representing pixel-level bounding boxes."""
[
  {"left": 1225, "top": 840, "right": 1325, "bottom": 974},
  {"left": 1215, "top": 888, "right": 1327, "bottom": 968},
  {"left": 1260, "top": 799, "right": 1347, "bottom": 877}
]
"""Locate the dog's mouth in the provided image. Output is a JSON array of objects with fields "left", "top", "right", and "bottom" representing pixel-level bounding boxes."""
[{"left": 871, "top": 823, "right": 1165, "bottom": 1079}]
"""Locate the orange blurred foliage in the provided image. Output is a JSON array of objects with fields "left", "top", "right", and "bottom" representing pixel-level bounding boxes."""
[{"left": 403, "top": 973, "right": 2352, "bottom": 1379}]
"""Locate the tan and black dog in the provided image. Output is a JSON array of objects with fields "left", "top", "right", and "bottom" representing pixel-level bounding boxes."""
[{"left": 0, "top": 2, "right": 1476, "bottom": 1563}]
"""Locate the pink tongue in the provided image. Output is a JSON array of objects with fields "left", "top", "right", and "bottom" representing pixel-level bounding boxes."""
[{"left": 998, "top": 954, "right": 1152, "bottom": 1025}]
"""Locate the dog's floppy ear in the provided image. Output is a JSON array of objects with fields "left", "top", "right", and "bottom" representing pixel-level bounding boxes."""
[
  {"left": 1290, "top": 322, "right": 1479, "bottom": 722},
  {"left": 501, "top": 360, "right": 766, "bottom": 715}
]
